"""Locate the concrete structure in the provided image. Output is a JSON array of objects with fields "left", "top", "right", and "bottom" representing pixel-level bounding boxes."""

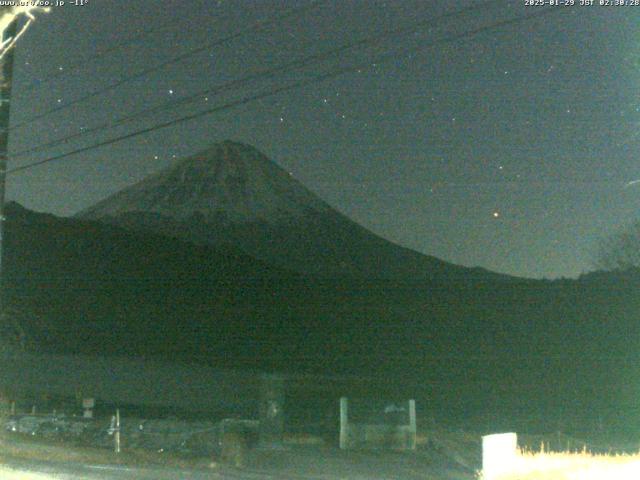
[
  {"left": 258, "top": 374, "right": 285, "bottom": 449},
  {"left": 339, "top": 397, "right": 416, "bottom": 450}
]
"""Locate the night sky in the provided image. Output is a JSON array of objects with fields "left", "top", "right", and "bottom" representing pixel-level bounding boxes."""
[{"left": 4, "top": 0, "right": 640, "bottom": 279}]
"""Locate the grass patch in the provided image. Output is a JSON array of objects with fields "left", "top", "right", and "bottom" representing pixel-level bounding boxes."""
[{"left": 478, "top": 444, "right": 640, "bottom": 480}]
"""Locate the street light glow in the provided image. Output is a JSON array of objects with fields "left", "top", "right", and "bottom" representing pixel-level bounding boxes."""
[{"left": 0, "top": 5, "right": 50, "bottom": 59}]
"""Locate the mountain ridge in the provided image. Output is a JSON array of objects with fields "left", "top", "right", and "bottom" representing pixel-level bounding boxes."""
[{"left": 77, "top": 140, "right": 510, "bottom": 282}]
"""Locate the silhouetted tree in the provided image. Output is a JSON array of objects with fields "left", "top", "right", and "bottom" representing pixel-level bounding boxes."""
[{"left": 595, "top": 220, "right": 640, "bottom": 270}]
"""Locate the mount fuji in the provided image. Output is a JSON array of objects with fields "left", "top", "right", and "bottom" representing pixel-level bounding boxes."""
[{"left": 78, "top": 140, "right": 500, "bottom": 281}]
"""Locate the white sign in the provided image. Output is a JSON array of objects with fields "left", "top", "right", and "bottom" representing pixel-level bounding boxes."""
[{"left": 482, "top": 432, "right": 518, "bottom": 480}]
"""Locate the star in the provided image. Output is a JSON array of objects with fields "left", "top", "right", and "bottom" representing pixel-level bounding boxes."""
[{"left": 168, "top": 89, "right": 174, "bottom": 95}]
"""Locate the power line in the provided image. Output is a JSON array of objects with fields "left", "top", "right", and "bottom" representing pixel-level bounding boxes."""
[
  {"left": 20, "top": 16, "right": 178, "bottom": 92},
  {"left": 7, "top": 6, "right": 568, "bottom": 176},
  {"left": 7, "top": 0, "right": 324, "bottom": 132},
  {"left": 12, "top": 0, "right": 499, "bottom": 160},
  {"left": 9, "top": 5, "right": 565, "bottom": 174}
]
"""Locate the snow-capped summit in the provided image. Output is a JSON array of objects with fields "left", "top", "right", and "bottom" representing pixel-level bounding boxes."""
[{"left": 79, "top": 141, "right": 330, "bottom": 224}]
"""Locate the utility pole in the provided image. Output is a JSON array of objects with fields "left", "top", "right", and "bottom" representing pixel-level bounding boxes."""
[
  {"left": 0, "top": 17, "right": 16, "bottom": 325},
  {"left": 0, "top": 15, "right": 16, "bottom": 412}
]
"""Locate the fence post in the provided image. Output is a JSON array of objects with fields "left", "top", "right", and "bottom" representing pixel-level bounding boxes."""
[
  {"left": 482, "top": 432, "right": 518, "bottom": 480},
  {"left": 408, "top": 399, "right": 417, "bottom": 450},
  {"left": 114, "top": 409, "right": 121, "bottom": 454},
  {"left": 339, "top": 397, "right": 348, "bottom": 450}
]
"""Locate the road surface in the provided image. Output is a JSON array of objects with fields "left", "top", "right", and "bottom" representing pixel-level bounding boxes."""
[{"left": 0, "top": 448, "right": 475, "bottom": 480}]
